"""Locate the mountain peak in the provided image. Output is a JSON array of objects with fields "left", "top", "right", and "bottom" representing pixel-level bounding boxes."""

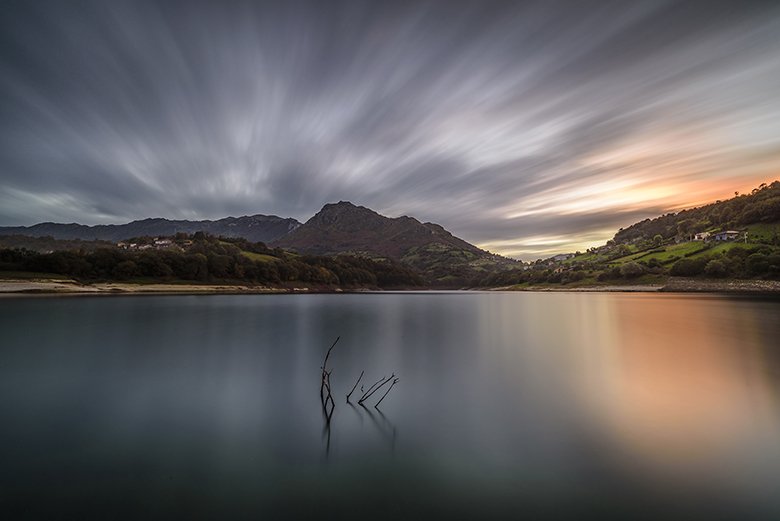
[
  {"left": 308, "top": 201, "right": 382, "bottom": 227},
  {"left": 318, "top": 201, "right": 370, "bottom": 212},
  {"left": 273, "top": 203, "right": 516, "bottom": 283}
]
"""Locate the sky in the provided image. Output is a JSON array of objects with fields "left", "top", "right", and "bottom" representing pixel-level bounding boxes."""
[{"left": 1, "top": 0, "right": 780, "bottom": 260}]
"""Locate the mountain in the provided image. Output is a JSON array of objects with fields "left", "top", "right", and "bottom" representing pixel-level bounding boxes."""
[
  {"left": 0, "top": 201, "right": 515, "bottom": 285},
  {"left": 0, "top": 215, "right": 301, "bottom": 243},
  {"left": 272, "top": 201, "right": 515, "bottom": 283}
]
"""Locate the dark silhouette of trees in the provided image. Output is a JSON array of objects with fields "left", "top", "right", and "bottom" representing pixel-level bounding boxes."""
[{"left": 0, "top": 232, "right": 424, "bottom": 288}]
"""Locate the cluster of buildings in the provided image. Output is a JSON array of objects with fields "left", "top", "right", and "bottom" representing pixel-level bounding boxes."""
[
  {"left": 693, "top": 230, "right": 746, "bottom": 242},
  {"left": 116, "top": 238, "right": 183, "bottom": 251}
]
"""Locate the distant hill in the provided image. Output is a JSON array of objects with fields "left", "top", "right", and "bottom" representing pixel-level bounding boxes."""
[
  {"left": 272, "top": 201, "right": 516, "bottom": 283},
  {"left": 476, "top": 180, "right": 780, "bottom": 288},
  {"left": 0, "top": 215, "right": 301, "bottom": 243},
  {"left": 0, "top": 235, "right": 116, "bottom": 253},
  {"left": 0, "top": 201, "right": 515, "bottom": 285},
  {"left": 613, "top": 180, "right": 780, "bottom": 245}
]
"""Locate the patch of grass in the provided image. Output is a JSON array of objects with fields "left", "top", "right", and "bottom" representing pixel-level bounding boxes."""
[
  {"left": 633, "top": 273, "right": 668, "bottom": 284},
  {"left": 565, "top": 252, "right": 603, "bottom": 264},
  {"left": 686, "top": 242, "right": 778, "bottom": 259},
  {"left": 609, "top": 242, "right": 708, "bottom": 265},
  {"left": 240, "top": 251, "right": 279, "bottom": 263},
  {"left": 745, "top": 222, "right": 780, "bottom": 242},
  {"left": 611, "top": 250, "right": 651, "bottom": 264}
]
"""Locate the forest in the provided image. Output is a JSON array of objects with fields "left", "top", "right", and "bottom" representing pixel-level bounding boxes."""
[{"left": 0, "top": 233, "right": 424, "bottom": 289}]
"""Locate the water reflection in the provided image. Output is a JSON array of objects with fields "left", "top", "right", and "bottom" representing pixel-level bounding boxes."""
[
  {"left": 579, "top": 296, "right": 780, "bottom": 494},
  {"left": 0, "top": 293, "right": 778, "bottom": 518},
  {"left": 342, "top": 402, "right": 397, "bottom": 454}
]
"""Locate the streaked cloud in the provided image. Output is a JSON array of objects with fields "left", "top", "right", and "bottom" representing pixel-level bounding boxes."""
[{"left": 1, "top": 0, "right": 779, "bottom": 259}]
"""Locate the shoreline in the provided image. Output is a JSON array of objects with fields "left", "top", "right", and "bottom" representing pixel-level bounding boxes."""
[
  {"left": 2, "top": 277, "right": 780, "bottom": 296},
  {"left": 0, "top": 279, "right": 318, "bottom": 297},
  {"left": 490, "top": 277, "right": 780, "bottom": 294},
  {"left": 658, "top": 277, "right": 780, "bottom": 294}
]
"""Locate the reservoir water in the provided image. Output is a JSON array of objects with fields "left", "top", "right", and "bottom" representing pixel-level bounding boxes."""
[{"left": 1, "top": 292, "right": 779, "bottom": 519}]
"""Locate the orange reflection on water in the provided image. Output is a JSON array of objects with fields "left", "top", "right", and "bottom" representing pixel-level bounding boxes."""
[{"left": 582, "top": 295, "right": 780, "bottom": 479}]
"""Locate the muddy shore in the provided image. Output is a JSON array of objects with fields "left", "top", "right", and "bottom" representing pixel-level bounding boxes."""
[{"left": 2, "top": 276, "right": 780, "bottom": 296}]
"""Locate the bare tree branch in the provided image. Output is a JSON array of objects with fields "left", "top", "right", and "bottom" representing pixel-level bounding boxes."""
[
  {"left": 374, "top": 378, "right": 399, "bottom": 408},
  {"left": 321, "top": 336, "right": 339, "bottom": 371},
  {"left": 319, "top": 337, "right": 340, "bottom": 398},
  {"left": 346, "top": 370, "right": 364, "bottom": 402},
  {"left": 358, "top": 373, "right": 395, "bottom": 405},
  {"left": 319, "top": 338, "right": 339, "bottom": 424},
  {"left": 360, "top": 375, "right": 389, "bottom": 400}
]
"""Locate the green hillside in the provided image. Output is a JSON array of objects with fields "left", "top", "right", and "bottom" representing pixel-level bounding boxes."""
[{"left": 477, "top": 181, "right": 780, "bottom": 288}]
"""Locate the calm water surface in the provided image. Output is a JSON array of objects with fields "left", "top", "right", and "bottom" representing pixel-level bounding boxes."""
[{"left": 1, "top": 292, "right": 779, "bottom": 519}]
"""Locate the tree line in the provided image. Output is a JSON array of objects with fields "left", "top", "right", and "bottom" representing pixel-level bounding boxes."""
[
  {"left": 0, "top": 233, "right": 423, "bottom": 288},
  {"left": 475, "top": 243, "right": 780, "bottom": 287}
]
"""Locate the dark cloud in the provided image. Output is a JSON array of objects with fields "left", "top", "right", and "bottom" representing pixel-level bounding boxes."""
[{"left": 1, "top": 0, "right": 780, "bottom": 258}]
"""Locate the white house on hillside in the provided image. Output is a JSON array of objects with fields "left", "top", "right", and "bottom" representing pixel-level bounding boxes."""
[{"left": 712, "top": 230, "right": 742, "bottom": 241}]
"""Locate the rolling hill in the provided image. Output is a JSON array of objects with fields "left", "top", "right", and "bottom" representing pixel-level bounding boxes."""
[
  {"left": 0, "top": 215, "right": 301, "bottom": 243},
  {"left": 613, "top": 180, "right": 780, "bottom": 244}
]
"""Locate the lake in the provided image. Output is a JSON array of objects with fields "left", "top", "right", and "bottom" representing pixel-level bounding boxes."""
[{"left": 1, "top": 292, "right": 779, "bottom": 519}]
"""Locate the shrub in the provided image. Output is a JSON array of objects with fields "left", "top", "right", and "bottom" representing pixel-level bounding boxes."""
[
  {"left": 112, "top": 260, "right": 138, "bottom": 280},
  {"left": 597, "top": 266, "right": 621, "bottom": 281},
  {"left": 704, "top": 259, "right": 728, "bottom": 278},
  {"left": 670, "top": 258, "right": 707, "bottom": 276},
  {"left": 745, "top": 253, "right": 769, "bottom": 276},
  {"left": 561, "top": 270, "right": 585, "bottom": 284},
  {"left": 619, "top": 262, "right": 645, "bottom": 278}
]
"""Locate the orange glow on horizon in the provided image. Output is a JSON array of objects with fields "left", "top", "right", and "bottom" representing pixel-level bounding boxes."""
[{"left": 488, "top": 172, "right": 778, "bottom": 260}]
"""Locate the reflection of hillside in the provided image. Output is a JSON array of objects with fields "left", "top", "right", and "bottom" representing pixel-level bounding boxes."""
[{"left": 586, "top": 296, "right": 780, "bottom": 479}]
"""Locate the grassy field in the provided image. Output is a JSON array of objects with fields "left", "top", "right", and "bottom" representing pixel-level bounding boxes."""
[
  {"left": 564, "top": 251, "right": 604, "bottom": 264},
  {"left": 745, "top": 222, "right": 780, "bottom": 242},
  {"left": 240, "top": 251, "right": 279, "bottom": 263},
  {"left": 606, "top": 239, "right": 779, "bottom": 265},
  {"left": 604, "top": 241, "right": 707, "bottom": 265},
  {"left": 685, "top": 241, "right": 780, "bottom": 259}
]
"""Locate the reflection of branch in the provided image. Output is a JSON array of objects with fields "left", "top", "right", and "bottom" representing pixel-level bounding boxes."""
[
  {"left": 358, "top": 373, "right": 395, "bottom": 405},
  {"left": 321, "top": 404, "right": 332, "bottom": 457},
  {"left": 374, "top": 378, "right": 399, "bottom": 408},
  {"left": 359, "top": 402, "right": 397, "bottom": 453},
  {"left": 347, "top": 399, "right": 364, "bottom": 425},
  {"left": 374, "top": 407, "right": 398, "bottom": 453},
  {"left": 346, "top": 370, "right": 364, "bottom": 403}
]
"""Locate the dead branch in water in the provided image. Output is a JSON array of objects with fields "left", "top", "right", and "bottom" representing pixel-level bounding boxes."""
[
  {"left": 319, "top": 337, "right": 339, "bottom": 398},
  {"left": 320, "top": 337, "right": 339, "bottom": 423},
  {"left": 346, "top": 370, "right": 364, "bottom": 403},
  {"left": 361, "top": 375, "right": 389, "bottom": 398},
  {"left": 374, "top": 377, "right": 399, "bottom": 408},
  {"left": 358, "top": 373, "right": 395, "bottom": 405},
  {"left": 322, "top": 337, "right": 339, "bottom": 370}
]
